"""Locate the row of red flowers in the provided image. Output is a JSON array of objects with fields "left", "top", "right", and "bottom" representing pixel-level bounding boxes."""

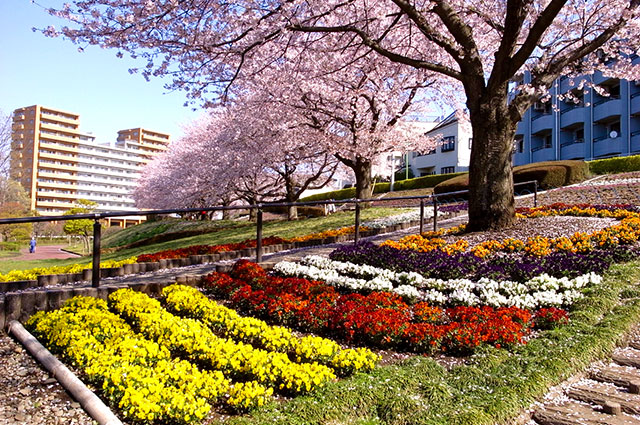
[
  {"left": 203, "top": 260, "right": 567, "bottom": 354},
  {"left": 136, "top": 236, "right": 288, "bottom": 263}
]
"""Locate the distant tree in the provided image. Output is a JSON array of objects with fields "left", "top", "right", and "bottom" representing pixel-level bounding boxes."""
[
  {"left": 0, "top": 178, "right": 32, "bottom": 244},
  {"left": 0, "top": 110, "right": 11, "bottom": 176},
  {"left": 63, "top": 199, "right": 98, "bottom": 254}
]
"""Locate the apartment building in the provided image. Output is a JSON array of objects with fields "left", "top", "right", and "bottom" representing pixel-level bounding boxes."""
[
  {"left": 513, "top": 66, "right": 640, "bottom": 165},
  {"left": 408, "top": 62, "right": 640, "bottom": 175},
  {"left": 9, "top": 105, "right": 169, "bottom": 226},
  {"left": 408, "top": 112, "right": 472, "bottom": 176}
]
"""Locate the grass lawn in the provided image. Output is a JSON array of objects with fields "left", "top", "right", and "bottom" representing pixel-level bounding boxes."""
[{"left": 0, "top": 207, "right": 407, "bottom": 274}]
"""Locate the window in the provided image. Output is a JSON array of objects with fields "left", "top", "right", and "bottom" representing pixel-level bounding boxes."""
[
  {"left": 544, "top": 134, "right": 552, "bottom": 149},
  {"left": 468, "top": 138, "right": 473, "bottom": 150},
  {"left": 609, "top": 122, "right": 621, "bottom": 138},
  {"left": 441, "top": 166, "right": 455, "bottom": 174},
  {"left": 514, "top": 136, "right": 524, "bottom": 153},
  {"left": 575, "top": 129, "right": 584, "bottom": 143},
  {"left": 441, "top": 136, "right": 455, "bottom": 152}
]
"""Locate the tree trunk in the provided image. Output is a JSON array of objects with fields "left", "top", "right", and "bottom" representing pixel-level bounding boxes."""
[
  {"left": 352, "top": 157, "right": 374, "bottom": 202},
  {"left": 467, "top": 99, "right": 517, "bottom": 231},
  {"left": 285, "top": 181, "right": 298, "bottom": 221}
]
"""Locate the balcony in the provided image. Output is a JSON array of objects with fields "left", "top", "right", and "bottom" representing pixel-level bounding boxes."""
[
  {"left": 39, "top": 122, "right": 81, "bottom": 135},
  {"left": 593, "top": 98, "right": 622, "bottom": 122},
  {"left": 38, "top": 171, "right": 79, "bottom": 181},
  {"left": 593, "top": 136, "right": 624, "bottom": 158},
  {"left": 560, "top": 140, "right": 586, "bottom": 160},
  {"left": 39, "top": 141, "right": 79, "bottom": 154},
  {"left": 39, "top": 151, "right": 79, "bottom": 163},
  {"left": 531, "top": 113, "right": 554, "bottom": 135},
  {"left": 37, "top": 181, "right": 78, "bottom": 190},
  {"left": 36, "top": 191, "right": 78, "bottom": 200},
  {"left": 560, "top": 107, "right": 586, "bottom": 129},
  {"left": 531, "top": 145, "right": 555, "bottom": 162},
  {"left": 37, "top": 161, "right": 77, "bottom": 172},
  {"left": 40, "top": 110, "right": 79, "bottom": 125}
]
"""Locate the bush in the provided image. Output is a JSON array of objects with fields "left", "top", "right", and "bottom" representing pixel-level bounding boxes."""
[
  {"left": 513, "top": 160, "right": 589, "bottom": 189},
  {"left": 394, "top": 168, "right": 415, "bottom": 181},
  {"left": 300, "top": 187, "right": 357, "bottom": 202},
  {"left": 394, "top": 172, "right": 466, "bottom": 191},
  {"left": 434, "top": 160, "right": 589, "bottom": 195},
  {"left": 0, "top": 241, "right": 22, "bottom": 251},
  {"left": 588, "top": 154, "right": 640, "bottom": 175}
]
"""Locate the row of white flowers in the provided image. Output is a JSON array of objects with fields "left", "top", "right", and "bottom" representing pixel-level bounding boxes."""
[
  {"left": 361, "top": 208, "right": 443, "bottom": 229},
  {"left": 273, "top": 255, "right": 603, "bottom": 310}
]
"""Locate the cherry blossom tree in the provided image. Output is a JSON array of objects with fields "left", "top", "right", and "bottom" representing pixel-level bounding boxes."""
[
  {"left": 134, "top": 99, "right": 340, "bottom": 220},
  {"left": 47, "top": 0, "right": 640, "bottom": 230}
]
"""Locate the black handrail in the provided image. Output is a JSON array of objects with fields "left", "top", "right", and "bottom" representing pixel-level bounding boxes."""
[{"left": 0, "top": 180, "right": 538, "bottom": 286}]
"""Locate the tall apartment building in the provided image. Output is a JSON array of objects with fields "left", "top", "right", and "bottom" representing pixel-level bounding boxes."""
[{"left": 9, "top": 105, "right": 169, "bottom": 226}]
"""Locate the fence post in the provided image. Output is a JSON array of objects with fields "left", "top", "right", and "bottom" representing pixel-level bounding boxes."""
[
  {"left": 92, "top": 219, "right": 101, "bottom": 288},
  {"left": 433, "top": 196, "right": 438, "bottom": 232},
  {"left": 354, "top": 201, "right": 361, "bottom": 244},
  {"left": 256, "top": 207, "right": 263, "bottom": 264},
  {"left": 419, "top": 199, "right": 425, "bottom": 235},
  {"left": 533, "top": 180, "right": 538, "bottom": 208}
]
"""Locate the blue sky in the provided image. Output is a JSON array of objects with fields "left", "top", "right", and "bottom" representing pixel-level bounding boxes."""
[{"left": 0, "top": 0, "right": 201, "bottom": 143}]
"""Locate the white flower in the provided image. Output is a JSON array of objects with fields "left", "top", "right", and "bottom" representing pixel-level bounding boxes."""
[{"left": 274, "top": 257, "right": 602, "bottom": 309}]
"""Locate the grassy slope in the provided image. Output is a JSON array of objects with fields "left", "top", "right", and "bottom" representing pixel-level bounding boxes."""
[{"left": 0, "top": 207, "right": 406, "bottom": 274}]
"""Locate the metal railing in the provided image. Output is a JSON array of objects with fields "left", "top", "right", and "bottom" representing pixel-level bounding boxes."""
[{"left": 0, "top": 181, "right": 538, "bottom": 287}]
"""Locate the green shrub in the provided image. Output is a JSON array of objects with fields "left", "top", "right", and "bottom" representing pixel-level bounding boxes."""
[
  {"left": 434, "top": 160, "right": 589, "bottom": 194},
  {"left": 0, "top": 241, "right": 22, "bottom": 251},
  {"left": 394, "top": 172, "right": 466, "bottom": 191},
  {"left": 374, "top": 182, "right": 391, "bottom": 193},
  {"left": 394, "top": 168, "right": 415, "bottom": 181},
  {"left": 513, "top": 160, "right": 589, "bottom": 188},
  {"left": 588, "top": 154, "right": 640, "bottom": 175},
  {"left": 300, "top": 187, "right": 357, "bottom": 202},
  {"left": 300, "top": 172, "right": 467, "bottom": 201}
]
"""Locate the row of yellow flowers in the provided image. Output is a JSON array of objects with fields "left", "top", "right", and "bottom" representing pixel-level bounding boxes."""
[
  {"left": 109, "top": 288, "right": 337, "bottom": 396},
  {"left": 0, "top": 257, "right": 138, "bottom": 283},
  {"left": 162, "top": 285, "right": 379, "bottom": 375},
  {"left": 382, "top": 206, "right": 640, "bottom": 258},
  {"left": 26, "top": 296, "right": 229, "bottom": 424},
  {"left": 287, "top": 225, "right": 370, "bottom": 243}
]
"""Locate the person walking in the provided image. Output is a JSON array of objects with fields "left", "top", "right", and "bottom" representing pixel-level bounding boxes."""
[{"left": 29, "top": 237, "right": 36, "bottom": 253}]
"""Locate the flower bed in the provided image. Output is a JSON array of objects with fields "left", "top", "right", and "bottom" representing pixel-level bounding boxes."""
[
  {"left": 273, "top": 255, "right": 601, "bottom": 309},
  {"left": 136, "top": 236, "right": 287, "bottom": 263},
  {"left": 109, "top": 288, "right": 336, "bottom": 395},
  {"left": 0, "top": 257, "right": 138, "bottom": 283},
  {"left": 202, "top": 261, "right": 538, "bottom": 354},
  {"left": 329, "top": 240, "right": 635, "bottom": 282},
  {"left": 286, "top": 225, "right": 369, "bottom": 242},
  {"left": 162, "top": 284, "right": 379, "bottom": 375},
  {"left": 26, "top": 297, "right": 229, "bottom": 423}
]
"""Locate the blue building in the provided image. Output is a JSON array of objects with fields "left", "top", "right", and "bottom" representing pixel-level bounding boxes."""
[{"left": 513, "top": 70, "right": 640, "bottom": 166}]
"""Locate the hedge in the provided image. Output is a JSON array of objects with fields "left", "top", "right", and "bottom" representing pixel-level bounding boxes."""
[
  {"left": 588, "top": 154, "right": 640, "bottom": 175},
  {"left": 434, "top": 160, "right": 590, "bottom": 195},
  {"left": 300, "top": 172, "right": 466, "bottom": 202}
]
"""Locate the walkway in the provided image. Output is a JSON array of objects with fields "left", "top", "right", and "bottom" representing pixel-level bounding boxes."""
[
  {"left": 12, "top": 245, "right": 81, "bottom": 261},
  {"left": 532, "top": 328, "right": 640, "bottom": 424}
]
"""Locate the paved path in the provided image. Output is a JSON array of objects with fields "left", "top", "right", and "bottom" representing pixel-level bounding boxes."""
[{"left": 12, "top": 245, "right": 81, "bottom": 261}]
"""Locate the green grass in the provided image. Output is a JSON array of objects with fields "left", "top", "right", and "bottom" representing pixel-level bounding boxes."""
[
  {"left": 224, "top": 260, "right": 640, "bottom": 425},
  {"left": 0, "top": 207, "right": 406, "bottom": 274}
]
